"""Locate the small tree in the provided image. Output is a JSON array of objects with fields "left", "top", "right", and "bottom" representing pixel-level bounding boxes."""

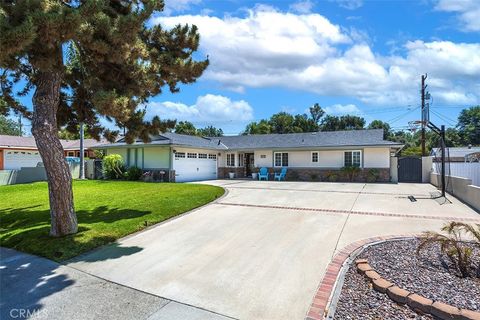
[
  {"left": 0, "top": 1, "right": 208, "bottom": 236},
  {"left": 417, "top": 222, "right": 480, "bottom": 278}
]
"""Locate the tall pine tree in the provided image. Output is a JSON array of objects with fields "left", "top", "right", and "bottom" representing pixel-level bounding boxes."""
[{"left": 0, "top": 1, "right": 208, "bottom": 236}]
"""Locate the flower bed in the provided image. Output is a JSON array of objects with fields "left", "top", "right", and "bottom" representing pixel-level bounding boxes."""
[{"left": 334, "top": 239, "right": 480, "bottom": 319}]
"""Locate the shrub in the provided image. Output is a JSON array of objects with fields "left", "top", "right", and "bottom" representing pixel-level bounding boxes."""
[
  {"left": 417, "top": 222, "right": 480, "bottom": 278},
  {"left": 341, "top": 166, "right": 361, "bottom": 182},
  {"left": 288, "top": 170, "right": 299, "bottom": 181},
  {"left": 328, "top": 173, "right": 338, "bottom": 182},
  {"left": 367, "top": 168, "right": 380, "bottom": 182},
  {"left": 102, "top": 154, "right": 125, "bottom": 179},
  {"left": 125, "top": 166, "right": 143, "bottom": 181},
  {"left": 310, "top": 173, "right": 318, "bottom": 181}
]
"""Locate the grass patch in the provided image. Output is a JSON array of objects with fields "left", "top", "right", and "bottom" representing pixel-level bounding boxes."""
[{"left": 0, "top": 180, "right": 224, "bottom": 261}]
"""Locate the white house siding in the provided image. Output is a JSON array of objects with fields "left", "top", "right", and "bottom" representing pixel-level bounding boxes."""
[
  {"left": 220, "top": 150, "right": 243, "bottom": 168},
  {"left": 254, "top": 150, "right": 273, "bottom": 167},
  {"left": 249, "top": 148, "right": 390, "bottom": 169},
  {"left": 363, "top": 148, "right": 390, "bottom": 168}
]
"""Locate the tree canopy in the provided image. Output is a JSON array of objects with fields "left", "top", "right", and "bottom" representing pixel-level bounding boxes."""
[
  {"left": 457, "top": 106, "right": 480, "bottom": 145},
  {"left": 0, "top": 114, "right": 22, "bottom": 135},
  {"left": 243, "top": 104, "right": 324, "bottom": 134},
  {"left": 174, "top": 121, "right": 223, "bottom": 137},
  {"left": 0, "top": 0, "right": 208, "bottom": 236},
  {"left": 1, "top": 1, "right": 208, "bottom": 142}
]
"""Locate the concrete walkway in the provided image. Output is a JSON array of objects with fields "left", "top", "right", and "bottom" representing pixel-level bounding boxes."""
[
  {"left": 0, "top": 248, "right": 234, "bottom": 320},
  {"left": 66, "top": 180, "right": 479, "bottom": 320}
]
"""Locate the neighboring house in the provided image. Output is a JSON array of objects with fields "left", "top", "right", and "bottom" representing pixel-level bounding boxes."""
[
  {"left": 94, "top": 129, "right": 403, "bottom": 182},
  {"left": 0, "top": 135, "right": 105, "bottom": 170},
  {"left": 430, "top": 146, "right": 480, "bottom": 162}
]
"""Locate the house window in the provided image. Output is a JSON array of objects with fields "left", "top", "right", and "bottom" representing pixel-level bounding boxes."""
[
  {"left": 312, "top": 152, "right": 319, "bottom": 163},
  {"left": 238, "top": 153, "right": 244, "bottom": 166},
  {"left": 67, "top": 151, "right": 75, "bottom": 156},
  {"left": 208, "top": 154, "right": 217, "bottom": 160},
  {"left": 344, "top": 151, "right": 361, "bottom": 167},
  {"left": 260, "top": 155, "right": 266, "bottom": 159},
  {"left": 198, "top": 153, "right": 208, "bottom": 159},
  {"left": 175, "top": 152, "right": 185, "bottom": 159},
  {"left": 274, "top": 152, "right": 288, "bottom": 167},
  {"left": 226, "top": 153, "right": 235, "bottom": 167},
  {"left": 187, "top": 153, "right": 197, "bottom": 159}
]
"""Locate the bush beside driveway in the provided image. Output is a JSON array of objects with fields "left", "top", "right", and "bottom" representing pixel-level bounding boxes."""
[{"left": 0, "top": 181, "right": 224, "bottom": 261}]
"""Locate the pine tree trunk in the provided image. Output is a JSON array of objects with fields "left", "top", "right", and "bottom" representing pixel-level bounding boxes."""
[{"left": 32, "top": 71, "right": 78, "bottom": 237}]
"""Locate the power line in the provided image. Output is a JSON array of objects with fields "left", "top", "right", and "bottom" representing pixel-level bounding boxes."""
[
  {"left": 430, "top": 109, "right": 457, "bottom": 126},
  {"left": 386, "top": 105, "right": 421, "bottom": 125}
]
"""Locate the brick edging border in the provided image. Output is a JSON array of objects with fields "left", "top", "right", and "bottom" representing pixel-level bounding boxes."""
[
  {"left": 355, "top": 259, "right": 480, "bottom": 320},
  {"left": 305, "top": 234, "right": 417, "bottom": 320}
]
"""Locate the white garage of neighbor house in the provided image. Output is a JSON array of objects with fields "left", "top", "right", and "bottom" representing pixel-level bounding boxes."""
[
  {"left": 95, "top": 129, "right": 403, "bottom": 182},
  {"left": 0, "top": 135, "right": 106, "bottom": 170}
]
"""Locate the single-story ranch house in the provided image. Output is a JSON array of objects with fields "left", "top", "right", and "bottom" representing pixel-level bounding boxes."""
[
  {"left": 0, "top": 135, "right": 105, "bottom": 170},
  {"left": 95, "top": 129, "right": 403, "bottom": 182}
]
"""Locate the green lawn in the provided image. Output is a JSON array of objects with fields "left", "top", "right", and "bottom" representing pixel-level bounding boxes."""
[{"left": 0, "top": 180, "right": 224, "bottom": 261}]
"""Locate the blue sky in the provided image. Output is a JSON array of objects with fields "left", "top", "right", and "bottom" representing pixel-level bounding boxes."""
[{"left": 16, "top": 0, "right": 480, "bottom": 135}]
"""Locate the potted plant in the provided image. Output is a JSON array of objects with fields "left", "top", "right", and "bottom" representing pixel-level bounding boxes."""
[
  {"left": 251, "top": 168, "right": 258, "bottom": 180},
  {"left": 228, "top": 171, "right": 235, "bottom": 179}
]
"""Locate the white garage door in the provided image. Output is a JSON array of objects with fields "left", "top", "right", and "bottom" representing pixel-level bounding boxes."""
[
  {"left": 174, "top": 152, "right": 217, "bottom": 182},
  {"left": 4, "top": 150, "right": 43, "bottom": 170}
]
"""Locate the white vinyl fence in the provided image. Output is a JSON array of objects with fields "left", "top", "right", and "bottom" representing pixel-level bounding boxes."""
[{"left": 432, "top": 162, "right": 480, "bottom": 187}]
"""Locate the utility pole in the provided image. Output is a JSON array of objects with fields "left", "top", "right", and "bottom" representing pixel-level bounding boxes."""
[
  {"left": 17, "top": 115, "right": 23, "bottom": 136},
  {"left": 421, "top": 74, "right": 427, "bottom": 156},
  {"left": 79, "top": 122, "right": 85, "bottom": 179}
]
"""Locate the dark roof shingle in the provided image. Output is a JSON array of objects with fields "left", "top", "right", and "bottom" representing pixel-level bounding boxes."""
[{"left": 96, "top": 129, "right": 402, "bottom": 150}]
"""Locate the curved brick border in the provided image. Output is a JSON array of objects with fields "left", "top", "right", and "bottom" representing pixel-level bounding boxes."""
[
  {"left": 305, "top": 234, "right": 421, "bottom": 320},
  {"left": 305, "top": 235, "right": 480, "bottom": 320},
  {"left": 356, "top": 260, "right": 480, "bottom": 320}
]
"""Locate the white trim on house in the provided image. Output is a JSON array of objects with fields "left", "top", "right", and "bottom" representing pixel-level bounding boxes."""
[
  {"left": 226, "top": 153, "right": 236, "bottom": 167},
  {"left": 274, "top": 152, "right": 289, "bottom": 167},
  {"left": 343, "top": 150, "right": 362, "bottom": 168}
]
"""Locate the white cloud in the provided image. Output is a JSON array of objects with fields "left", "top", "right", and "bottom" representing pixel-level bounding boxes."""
[
  {"left": 290, "top": 0, "right": 315, "bottom": 14},
  {"left": 332, "top": 0, "right": 363, "bottom": 10},
  {"left": 145, "top": 94, "right": 254, "bottom": 123},
  {"left": 154, "top": 6, "right": 480, "bottom": 107},
  {"left": 324, "top": 104, "right": 361, "bottom": 115},
  {"left": 435, "top": 0, "right": 480, "bottom": 32}
]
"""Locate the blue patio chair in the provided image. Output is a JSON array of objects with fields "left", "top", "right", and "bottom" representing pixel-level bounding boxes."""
[
  {"left": 258, "top": 167, "right": 269, "bottom": 181},
  {"left": 274, "top": 167, "right": 287, "bottom": 181}
]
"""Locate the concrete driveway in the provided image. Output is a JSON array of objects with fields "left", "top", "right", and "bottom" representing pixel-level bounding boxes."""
[{"left": 68, "top": 180, "right": 479, "bottom": 320}]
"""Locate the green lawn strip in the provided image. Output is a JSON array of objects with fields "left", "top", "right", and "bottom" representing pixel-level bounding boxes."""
[{"left": 0, "top": 181, "right": 224, "bottom": 261}]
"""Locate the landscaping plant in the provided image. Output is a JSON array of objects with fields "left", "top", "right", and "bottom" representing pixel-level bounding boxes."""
[
  {"left": 102, "top": 154, "right": 125, "bottom": 180},
  {"left": 367, "top": 168, "right": 379, "bottom": 183},
  {"left": 417, "top": 222, "right": 480, "bottom": 278},
  {"left": 328, "top": 173, "right": 338, "bottom": 182},
  {"left": 125, "top": 167, "right": 143, "bottom": 181},
  {"left": 341, "top": 166, "right": 361, "bottom": 182}
]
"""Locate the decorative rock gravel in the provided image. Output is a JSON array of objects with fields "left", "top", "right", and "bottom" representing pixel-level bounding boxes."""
[{"left": 334, "top": 239, "right": 480, "bottom": 319}]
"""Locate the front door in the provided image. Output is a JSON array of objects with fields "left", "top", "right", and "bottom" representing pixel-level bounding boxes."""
[{"left": 245, "top": 153, "right": 254, "bottom": 177}]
